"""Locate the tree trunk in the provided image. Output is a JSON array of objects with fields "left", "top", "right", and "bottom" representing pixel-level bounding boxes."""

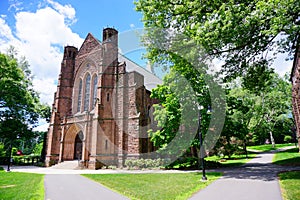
[
  {"left": 243, "top": 139, "right": 248, "bottom": 159},
  {"left": 270, "top": 131, "right": 275, "bottom": 148}
]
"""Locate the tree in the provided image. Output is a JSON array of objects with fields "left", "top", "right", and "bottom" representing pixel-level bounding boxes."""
[
  {"left": 0, "top": 52, "right": 48, "bottom": 169},
  {"left": 149, "top": 69, "right": 211, "bottom": 154},
  {"left": 135, "top": 0, "right": 300, "bottom": 80},
  {"left": 136, "top": 0, "right": 298, "bottom": 151},
  {"left": 251, "top": 73, "right": 292, "bottom": 147}
]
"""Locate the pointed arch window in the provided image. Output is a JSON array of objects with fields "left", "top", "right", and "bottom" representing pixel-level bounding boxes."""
[
  {"left": 77, "top": 79, "right": 82, "bottom": 112},
  {"left": 92, "top": 75, "right": 98, "bottom": 108},
  {"left": 84, "top": 74, "right": 91, "bottom": 111}
]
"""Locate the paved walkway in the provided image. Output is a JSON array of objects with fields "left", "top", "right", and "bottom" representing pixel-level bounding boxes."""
[
  {"left": 44, "top": 174, "right": 129, "bottom": 200},
  {"left": 189, "top": 147, "right": 300, "bottom": 200},
  {"left": 2, "top": 146, "right": 299, "bottom": 200}
]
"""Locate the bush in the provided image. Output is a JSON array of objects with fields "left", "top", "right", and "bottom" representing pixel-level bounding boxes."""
[
  {"left": 125, "top": 158, "right": 164, "bottom": 169},
  {"left": 284, "top": 135, "right": 292, "bottom": 143},
  {"left": 166, "top": 157, "right": 222, "bottom": 170},
  {"left": 0, "top": 143, "right": 6, "bottom": 157}
]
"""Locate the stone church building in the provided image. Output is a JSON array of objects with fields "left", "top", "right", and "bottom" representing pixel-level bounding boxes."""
[
  {"left": 291, "top": 46, "right": 300, "bottom": 150},
  {"left": 45, "top": 28, "right": 161, "bottom": 169}
]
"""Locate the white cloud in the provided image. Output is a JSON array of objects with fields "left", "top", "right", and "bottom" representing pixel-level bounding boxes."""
[
  {"left": 8, "top": 0, "right": 23, "bottom": 12},
  {"left": 47, "top": 0, "right": 76, "bottom": 24},
  {"left": 130, "top": 23, "right": 135, "bottom": 28},
  {"left": 0, "top": 1, "right": 84, "bottom": 106}
]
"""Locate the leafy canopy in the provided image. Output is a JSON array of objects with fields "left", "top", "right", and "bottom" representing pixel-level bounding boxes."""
[{"left": 135, "top": 0, "right": 300, "bottom": 80}]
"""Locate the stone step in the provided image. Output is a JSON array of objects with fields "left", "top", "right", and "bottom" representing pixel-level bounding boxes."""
[{"left": 51, "top": 160, "right": 79, "bottom": 170}]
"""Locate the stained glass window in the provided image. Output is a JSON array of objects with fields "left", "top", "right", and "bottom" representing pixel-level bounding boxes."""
[
  {"left": 77, "top": 79, "right": 82, "bottom": 112},
  {"left": 84, "top": 74, "right": 91, "bottom": 111},
  {"left": 92, "top": 75, "right": 98, "bottom": 108}
]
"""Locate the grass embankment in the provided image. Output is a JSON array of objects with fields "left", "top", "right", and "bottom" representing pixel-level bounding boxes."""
[
  {"left": 0, "top": 167, "right": 44, "bottom": 200},
  {"left": 274, "top": 147, "right": 300, "bottom": 200},
  {"left": 83, "top": 172, "right": 222, "bottom": 200},
  {"left": 273, "top": 147, "right": 300, "bottom": 166},
  {"left": 278, "top": 171, "right": 300, "bottom": 200},
  {"left": 247, "top": 143, "right": 294, "bottom": 152}
]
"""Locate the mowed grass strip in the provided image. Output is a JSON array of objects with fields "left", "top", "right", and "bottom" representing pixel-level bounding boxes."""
[
  {"left": 0, "top": 168, "right": 44, "bottom": 200},
  {"left": 273, "top": 148, "right": 300, "bottom": 166},
  {"left": 278, "top": 171, "right": 300, "bottom": 200},
  {"left": 206, "top": 152, "right": 256, "bottom": 168},
  {"left": 247, "top": 143, "right": 294, "bottom": 152},
  {"left": 83, "top": 172, "right": 222, "bottom": 200}
]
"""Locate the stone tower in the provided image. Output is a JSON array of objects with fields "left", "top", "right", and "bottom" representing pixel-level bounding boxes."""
[{"left": 45, "top": 46, "right": 78, "bottom": 166}]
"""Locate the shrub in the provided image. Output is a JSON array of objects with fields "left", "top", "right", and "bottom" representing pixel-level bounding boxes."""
[
  {"left": 284, "top": 135, "right": 292, "bottom": 143},
  {"left": 125, "top": 158, "right": 164, "bottom": 169},
  {"left": 166, "top": 157, "right": 222, "bottom": 170}
]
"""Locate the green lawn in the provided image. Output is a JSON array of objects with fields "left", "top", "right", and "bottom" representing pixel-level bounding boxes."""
[
  {"left": 247, "top": 143, "right": 294, "bottom": 152},
  {"left": 0, "top": 167, "right": 44, "bottom": 200},
  {"left": 278, "top": 171, "right": 300, "bottom": 200},
  {"left": 83, "top": 172, "right": 222, "bottom": 200},
  {"left": 273, "top": 148, "right": 300, "bottom": 166},
  {"left": 206, "top": 152, "right": 256, "bottom": 167}
]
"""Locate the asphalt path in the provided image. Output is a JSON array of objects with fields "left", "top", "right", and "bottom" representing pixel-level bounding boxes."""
[
  {"left": 189, "top": 147, "right": 300, "bottom": 200},
  {"left": 44, "top": 174, "right": 129, "bottom": 200}
]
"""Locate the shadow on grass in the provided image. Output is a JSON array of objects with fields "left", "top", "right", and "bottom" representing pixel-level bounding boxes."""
[
  {"left": 273, "top": 157, "right": 300, "bottom": 166},
  {"left": 278, "top": 171, "right": 300, "bottom": 180},
  {"left": 273, "top": 148, "right": 300, "bottom": 166}
]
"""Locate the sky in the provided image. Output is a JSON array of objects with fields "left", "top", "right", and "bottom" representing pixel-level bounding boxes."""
[{"left": 0, "top": 0, "right": 294, "bottom": 130}]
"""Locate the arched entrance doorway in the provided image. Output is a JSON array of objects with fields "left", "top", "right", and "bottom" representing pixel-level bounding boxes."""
[
  {"left": 63, "top": 124, "right": 83, "bottom": 161},
  {"left": 74, "top": 131, "right": 83, "bottom": 160}
]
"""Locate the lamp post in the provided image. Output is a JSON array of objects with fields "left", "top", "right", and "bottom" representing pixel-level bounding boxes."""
[{"left": 197, "top": 105, "right": 207, "bottom": 181}]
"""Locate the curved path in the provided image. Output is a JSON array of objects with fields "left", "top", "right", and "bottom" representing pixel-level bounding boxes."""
[
  {"left": 189, "top": 147, "right": 300, "bottom": 200},
  {"left": 44, "top": 174, "right": 129, "bottom": 200},
  {"left": 3, "top": 147, "right": 299, "bottom": 200}
]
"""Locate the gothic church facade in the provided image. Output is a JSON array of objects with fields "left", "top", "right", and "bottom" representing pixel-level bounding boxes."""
[{"left": 45, "top": 28, "right": 160, "bottom": 169}]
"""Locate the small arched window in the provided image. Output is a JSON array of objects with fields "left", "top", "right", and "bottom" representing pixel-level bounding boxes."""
[
  {"left": 77, "top": 79, "right": 82, "bottom": 112},
  {"left": 92, "top": 75, "right": 98, "bottom": 108},
  {"left": 107, "top": 93, "right": 110, "bottom": 102},
  {"left": 84, "top": 74, "right": 91, "bottom": 111}
]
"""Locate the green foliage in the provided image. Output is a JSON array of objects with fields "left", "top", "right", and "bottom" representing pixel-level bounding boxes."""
[
  {"left": 166, "top": 156, "right": 222, "bottom": 170},
  {"left": 125, "top": 158, "right": 165, "bottom": 169},
  {"left": 0, "top": 51, "right": 49, "bottom": 157},
  {"left": 135, "top": 0, "right": 300, "bottom": 80},
  {"left": 284, "top": 135, "right": 293, "bottom": 143},
  {"left": 149, "top": 69, "right": 212, "bottom": 156},
  {"left": 83, "top": 173, "right": 222, "bottom": 200},
  {"left": 0, "top": 143, "right": 5, "bottom": 157},
  {"left": 33, "top": 142, "right": 43, "bottom": 156}
]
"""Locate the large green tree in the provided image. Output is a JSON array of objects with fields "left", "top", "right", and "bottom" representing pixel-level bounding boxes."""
[
  {"left": 135, "top": 0, "right": 300, "bottom": 80},
  {"left": 0, "top": 52, "right": 49, "bottom": 159}
]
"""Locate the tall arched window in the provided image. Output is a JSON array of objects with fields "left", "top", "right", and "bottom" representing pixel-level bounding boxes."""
[
  {"left": 92, "top": 75, "right": 98, "bottom": 108},
  {"left": 77, "top": 79, "right": 82, "bottom": 112},
  {"left": 84, "top": 74, "right": 91, "bottom": 111}
]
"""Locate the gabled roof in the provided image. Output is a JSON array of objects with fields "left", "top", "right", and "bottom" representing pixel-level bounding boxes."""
[
  {"left": 77, "top": 33, "right": 101, "bottom": 57},
  {"left": 118, "top": 54, "right": 162, "bottom": 91}
]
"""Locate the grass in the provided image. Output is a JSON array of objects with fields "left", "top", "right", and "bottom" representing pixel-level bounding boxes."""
[
  {"left": 278, "top": 171, "right": 300, "bottom": 200},
  {"left": 206, "top": 152, "right": 256, "bottom": 168},
  {"left": 247, "top": 143, "right": 295, "bottom": 152},
  {"left": 83, "top": 172, "right": 222, "bottom": 200},
  {"left": 0, "top": 167, "right": 44, "bottom": 200},
  {"left": 273, "top": 147, "right": 300, "bottom": 166}
]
